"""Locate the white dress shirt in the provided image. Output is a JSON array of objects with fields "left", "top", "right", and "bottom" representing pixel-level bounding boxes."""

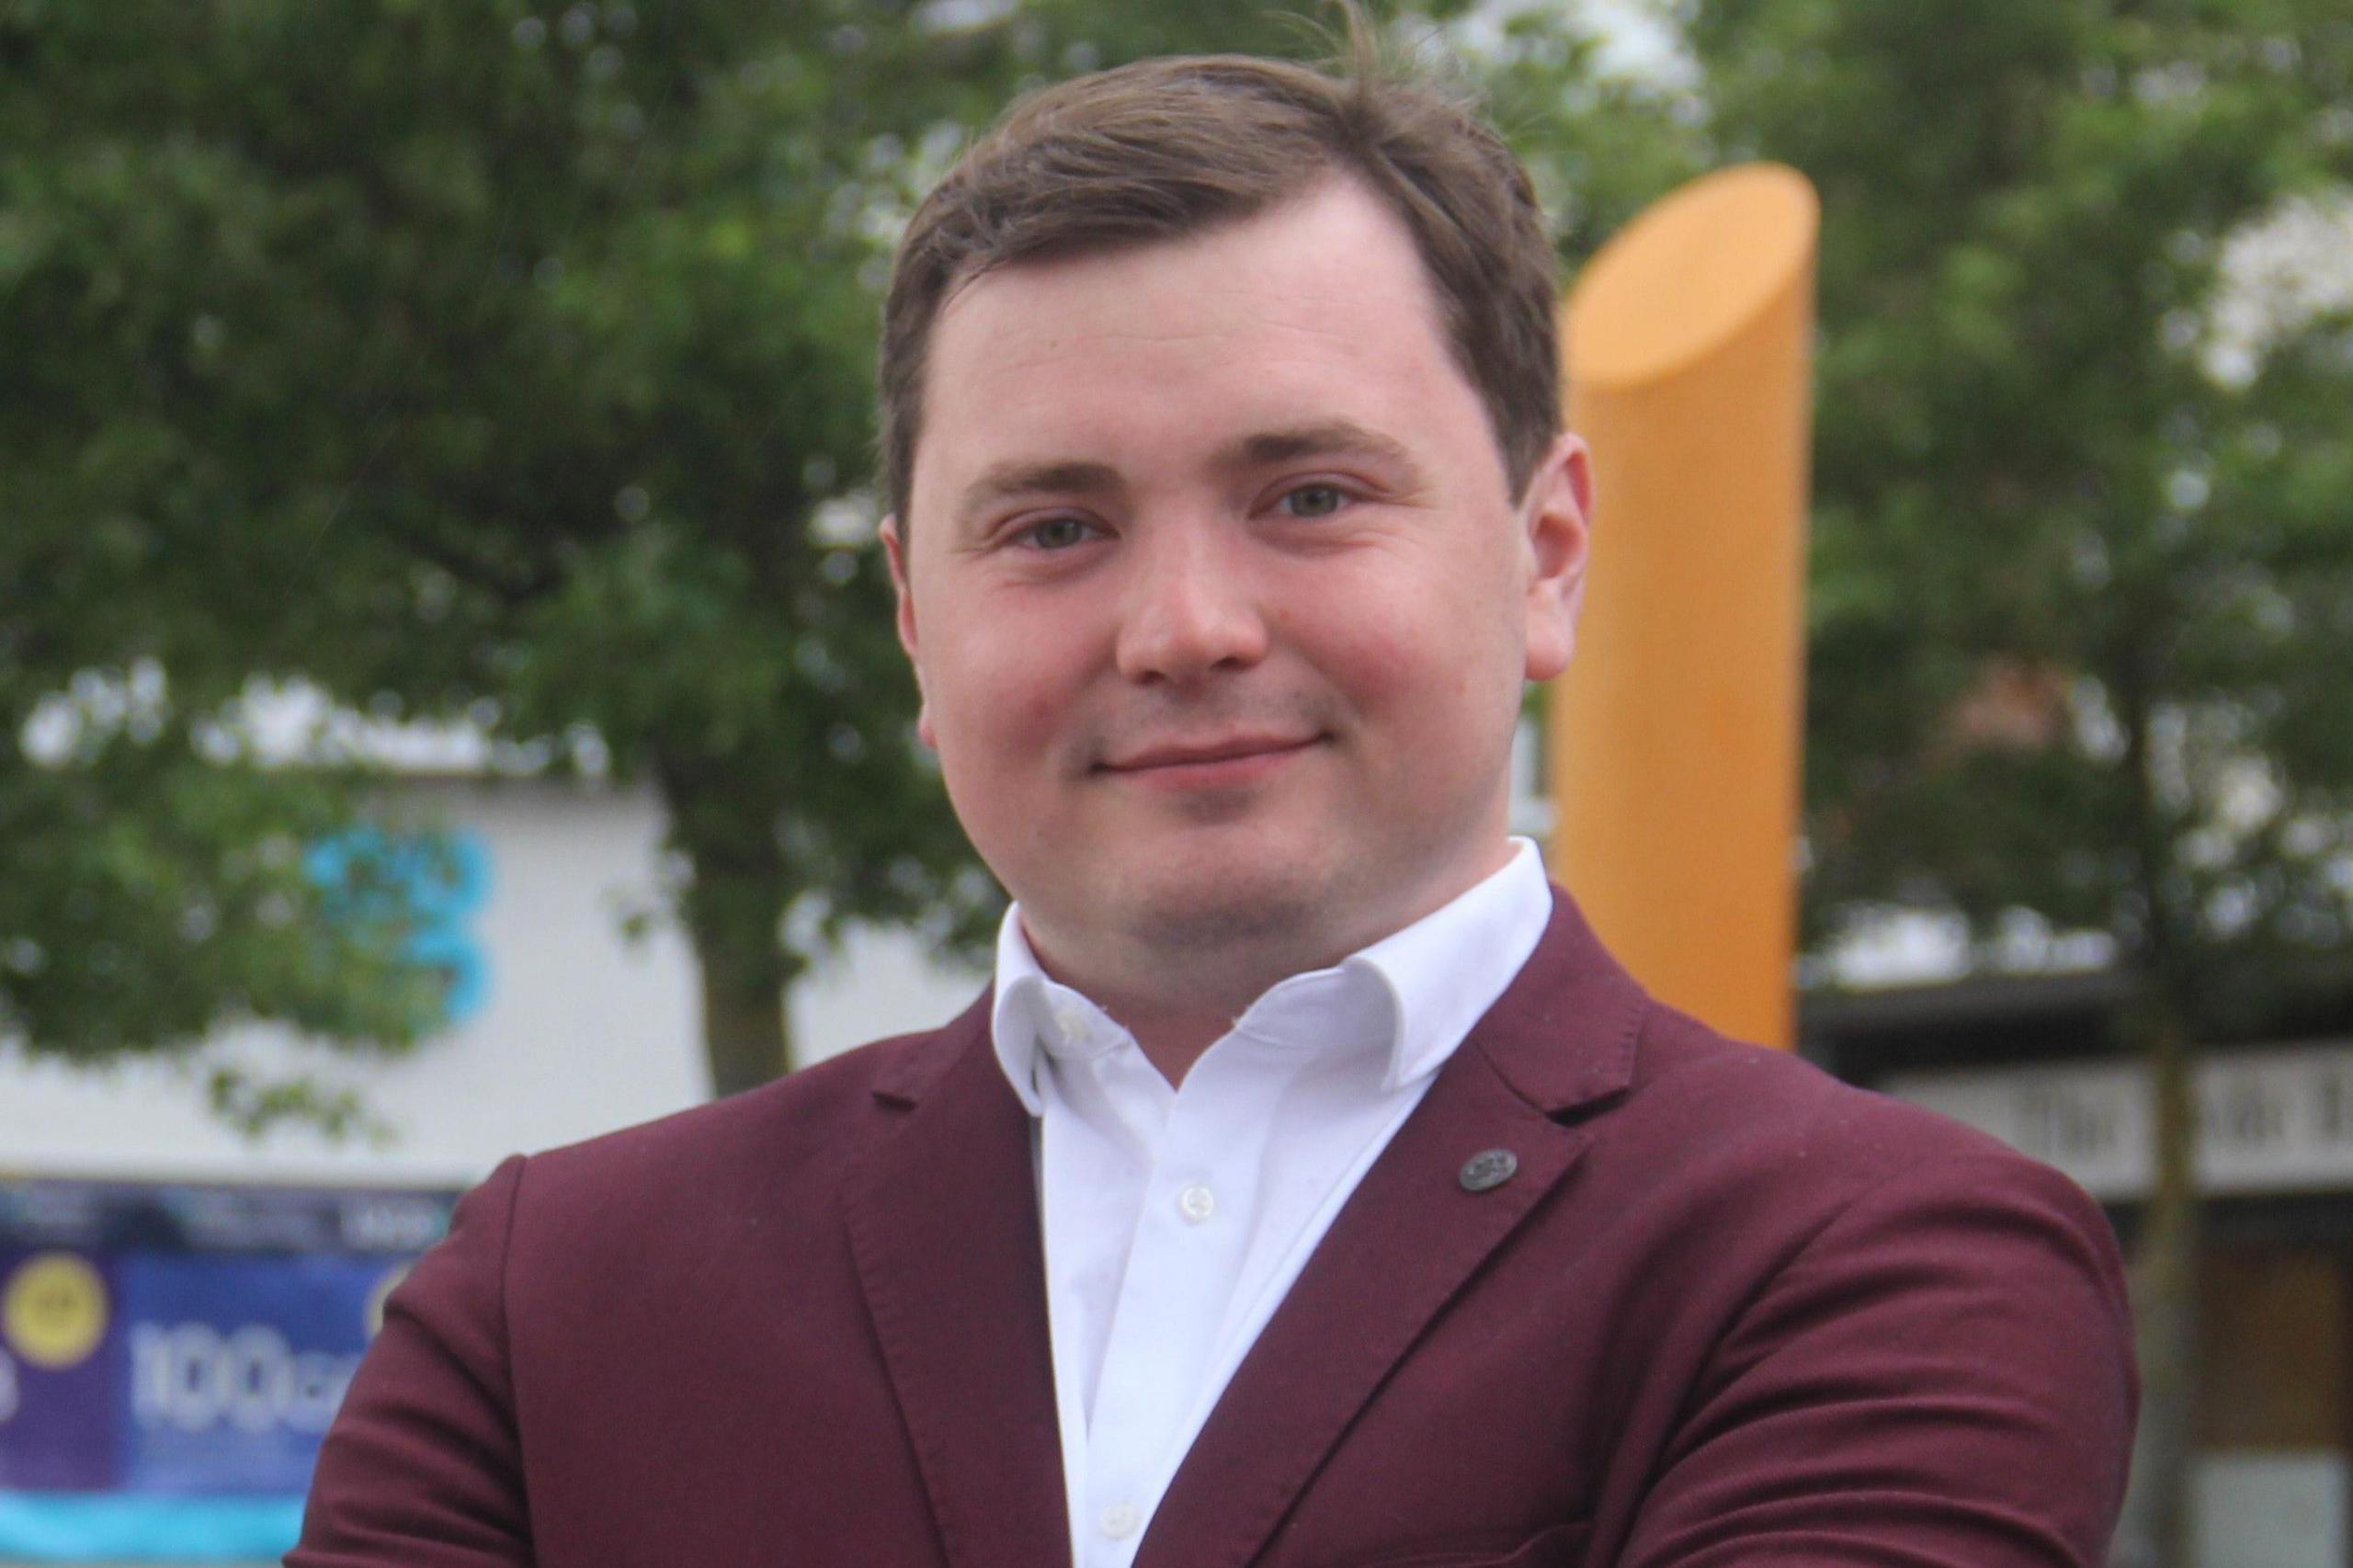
[{"left": 989, "top": 839, "right": 1554, "bottom": 1568}]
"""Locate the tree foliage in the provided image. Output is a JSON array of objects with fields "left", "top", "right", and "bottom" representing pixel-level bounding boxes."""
[
  {"left": 3, "top": 0, "right": 1543, "bottom": 1106},
  {"left": 0, "top": 1, "right": 471, "bottom": 1124},
  {"left": 1667, "top": 0, "right": 2353, "bottom": 995},
  {"left": 1668, "top": 2, "right": 2353, "bottom": 1559}
]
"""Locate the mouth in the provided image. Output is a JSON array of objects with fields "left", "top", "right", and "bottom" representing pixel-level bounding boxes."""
[{"left": 1096, "top": 733, "right": 1324, "bottom": 786}]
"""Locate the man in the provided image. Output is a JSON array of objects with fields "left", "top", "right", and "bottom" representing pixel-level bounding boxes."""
[{"left": 293, "top": 36, "right": 2136, "bottom": 1568}]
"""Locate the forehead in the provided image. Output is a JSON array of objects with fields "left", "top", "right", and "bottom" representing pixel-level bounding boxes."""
[{"left": 911, "top": 179, "right": 1492, "bottom": 514}]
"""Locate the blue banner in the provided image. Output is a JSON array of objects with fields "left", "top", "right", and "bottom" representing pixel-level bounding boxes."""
[{"left": 0, "top": 1180, "right": 456, "bottom": 1561}]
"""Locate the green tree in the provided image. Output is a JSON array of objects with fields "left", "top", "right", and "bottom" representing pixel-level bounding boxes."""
[
  {"left": 0, "top": 0, "right": 463, "bottom": 1129},
  {"left": 6, "top": 1, "right": 1549, "bottom": 1107},
  {"left": 1666, "top": 0, "right": 2353, "bottom": 1558}
]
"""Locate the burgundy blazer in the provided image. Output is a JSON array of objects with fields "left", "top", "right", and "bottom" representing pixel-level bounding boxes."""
[{"left": 291, "top": 890, "right": 2135, "bottom": 1567}]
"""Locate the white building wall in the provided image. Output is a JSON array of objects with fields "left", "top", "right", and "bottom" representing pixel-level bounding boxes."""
[{"left": 0, "top": 778, "right": 985, "bottom": 1189}]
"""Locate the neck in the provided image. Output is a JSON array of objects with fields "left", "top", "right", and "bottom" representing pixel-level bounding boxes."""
[
  {"left": 1081, "top": 993, "right": 1238, "bottom": 1086},
  {"left": 1018, "top": 836, "right": 1521, "bottom": 1085},
  {"left": 1023, "top": 928, "right": 1311, "bottom": 1085}
]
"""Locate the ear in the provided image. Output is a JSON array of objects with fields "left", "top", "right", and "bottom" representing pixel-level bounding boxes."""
[
  {"left": 879, "top": 514, "right": 937, "bottom": 750},
  {"left": 1519, "top": 431, "right": 1593, "bottom": 683}
]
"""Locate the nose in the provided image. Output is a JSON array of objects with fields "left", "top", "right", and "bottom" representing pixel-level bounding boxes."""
[{"left": 1112, "top": 522, "right": 1269, "bottom": 687}]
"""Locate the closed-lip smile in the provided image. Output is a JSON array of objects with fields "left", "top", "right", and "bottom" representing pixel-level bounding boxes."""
[{"left": 1099, "top": 733, "right": 1322, "bottom": 772}]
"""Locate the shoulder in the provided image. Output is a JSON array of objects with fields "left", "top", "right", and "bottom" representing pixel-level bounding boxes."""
[
  {"left": 1586, "top": 998, "right": 2119, "bottom": 1277},
  {"left": 1501, "top": 889, "right": 2042, "bottom": 1199},
  {"left": 1488, "top": 892, "right": 2100, "bottom": 1252},
  {"left": 1580, "top": 998, "right": 2132, "bottom": 1387},
  {"left": 490, "top": 1004, "right": 983, "bottom": 1237},
  {"left": 1631, "top": 1001, "right": 2025, "bottom": 1173}
]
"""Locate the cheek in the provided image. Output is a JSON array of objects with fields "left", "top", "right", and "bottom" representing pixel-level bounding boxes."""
[
  {"left": 1315, "top": 616, "right": 1422, "bottom": 710},
  {"left": 924, "top": 608, "right": 1085, "bottom": 762},
  {"left": 928, "top": 663, "right": 1059, "bottom": 863},
  {"left": 1292, "top": 556, "right": 1521, "bottom": 718}
]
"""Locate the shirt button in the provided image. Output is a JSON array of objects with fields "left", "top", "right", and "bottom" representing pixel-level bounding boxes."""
[
  {"left": 1099, "top": 1502, "right": 1142, "bottom": 1539},
  {"left": 1050, "top": 999, "right": 1089, "bottom": 1042},
  {"left": 1176, "top": 1183, "right": 1217, "bottom": 1224}
]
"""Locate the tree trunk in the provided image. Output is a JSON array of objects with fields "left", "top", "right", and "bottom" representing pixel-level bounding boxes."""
[
  {"left": 2125, "top": 1000, "right": 2201, "bottom": 1568},
  {"left": 2109, "top": 638, "right": 2198, "bottom": 1568},
  {"left": 693, "top": 926, "right": 797, "bottom": 1097},
  {"left": 660, "top": 760, "right": 805, "bottom": 1097}
]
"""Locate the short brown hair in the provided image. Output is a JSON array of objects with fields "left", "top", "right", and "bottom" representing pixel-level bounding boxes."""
[{"left": 878, "top": 29, "right": 1559, "bottom": 525}]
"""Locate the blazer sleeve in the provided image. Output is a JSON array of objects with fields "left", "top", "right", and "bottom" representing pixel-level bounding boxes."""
[
  {"left": 1617, "top": 1152, "right": 2138, "bottom": 1567},
  {"left": 288, "top": 1153, "right": 533, "bottom": 1567}
]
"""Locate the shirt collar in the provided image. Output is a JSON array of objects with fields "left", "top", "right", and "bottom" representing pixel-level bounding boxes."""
[{"left": 989, "top": 838, "right": 1553, "bottom": 1115}]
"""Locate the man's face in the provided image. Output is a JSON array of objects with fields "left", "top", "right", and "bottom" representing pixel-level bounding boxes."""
[{"left": 886, "top": 177, "right": 1589, "bottom": 988}]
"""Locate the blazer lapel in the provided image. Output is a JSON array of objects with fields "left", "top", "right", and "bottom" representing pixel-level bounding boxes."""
[
  {"left": 1138, "top": 891, "right": 1648, "bottom": 1568},
  {"left": 843, "top": 993, "right": 1072, "bottom": 1568}
]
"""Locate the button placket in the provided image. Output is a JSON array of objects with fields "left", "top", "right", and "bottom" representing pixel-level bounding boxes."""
[{"left": 1085, "top": 1065, "right": 1247, "bottom": 1564}]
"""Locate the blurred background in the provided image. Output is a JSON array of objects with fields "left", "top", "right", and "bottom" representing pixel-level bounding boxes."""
[{"left": 2, "top": 2, "right": 2348, "bottom": 1564}]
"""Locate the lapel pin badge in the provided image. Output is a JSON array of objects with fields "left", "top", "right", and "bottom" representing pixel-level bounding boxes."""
[{"left": 1459, "top": 1148, "right": 1518, "bottom": 1193}]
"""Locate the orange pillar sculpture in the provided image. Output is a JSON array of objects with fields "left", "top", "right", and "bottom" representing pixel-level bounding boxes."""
[{"left": 1550, "top": 164, "right": 1819, "bottom": 1050}]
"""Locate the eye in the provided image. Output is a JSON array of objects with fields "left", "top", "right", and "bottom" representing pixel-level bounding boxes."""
[
  {"left": 1017, "top": 516, "right": 1097, "bottom": 551},
  {"left": 1276, "top": 483, "right": 1349, "bottom": 519}
]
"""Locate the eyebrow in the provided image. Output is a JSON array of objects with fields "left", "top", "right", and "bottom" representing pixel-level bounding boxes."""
[
  {"left": 953, "top": 459, "right": 1124, "bottom": 531},
  {"left": 1219, "top": 419, "right": 1419, "bottom": 474}
]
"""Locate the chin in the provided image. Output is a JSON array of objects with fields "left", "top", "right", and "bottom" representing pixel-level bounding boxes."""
[{"left": 1111, "top": 851, "right": 1345, "bottom": 958}]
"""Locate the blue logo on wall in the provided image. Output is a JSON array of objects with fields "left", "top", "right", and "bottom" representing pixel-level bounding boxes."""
[{"left": 302, "top": 828, "right": 493, "bottom": 1027}]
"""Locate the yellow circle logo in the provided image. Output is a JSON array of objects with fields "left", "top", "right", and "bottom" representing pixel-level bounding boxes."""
[{"left": 2, "top": 1253, "right": 108, "bottom": 1370}]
